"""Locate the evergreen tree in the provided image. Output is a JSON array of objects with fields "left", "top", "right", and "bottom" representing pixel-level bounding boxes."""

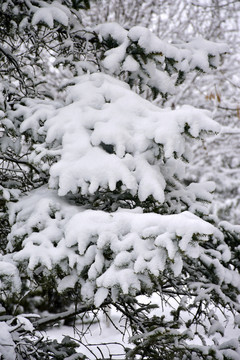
[{"left": 0, "top": 1, "right": 240, "bottom": 359}]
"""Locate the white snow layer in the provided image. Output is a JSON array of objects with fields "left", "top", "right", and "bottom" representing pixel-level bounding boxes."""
[
  {"left": 19, "top": 73, "right": 220, "bottom": 202},
  {"left": 0, "top": 255, "right": 21, "bottom": 294},
  {"left": 7, "top": 186, "right": 236, "bottom": 307},
  {"left": 93, "top": 23, "right": 228, "bottom": 95},
  {"left": 0, "top": 322, "right": 16, "bottom": 360},
  {"left": 32, "top": 1, "right": 70, "bottom": 28}
]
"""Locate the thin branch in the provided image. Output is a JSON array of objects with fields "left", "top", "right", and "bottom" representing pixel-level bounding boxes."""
[
  {"left": 33, "top": 303, "right": 95, "bottom": 328},
  {"left": 0, "top": 46, "right": 27, "bottom": 93},
  {"left": 33, "top": 301, "right": 111, "bottom": 328},
  {"left": 191, "top": 1, "right": 239, "bottom": 8},
  {"left": 0, "top": 155, "right": 41, "bottom": 174}
]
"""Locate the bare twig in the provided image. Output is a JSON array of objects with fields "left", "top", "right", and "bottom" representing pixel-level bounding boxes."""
[
  {"left": 0, "top": 155, "right": 41, "bottom": 174},
  {"left": 33, "top": 303, "right": 95, "bottom": 328}
]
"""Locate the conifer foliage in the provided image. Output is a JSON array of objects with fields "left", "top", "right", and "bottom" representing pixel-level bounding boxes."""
[{"left": 0, "top": 1, "right": 240, "bottom": 359}]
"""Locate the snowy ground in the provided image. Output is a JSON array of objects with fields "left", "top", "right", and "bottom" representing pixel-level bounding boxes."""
[
  {"left": 46, "top": 295, "right": 240, "bottom": 359},
  {"left": 47, "top": 308, "right": 128, "bottom": 359}
]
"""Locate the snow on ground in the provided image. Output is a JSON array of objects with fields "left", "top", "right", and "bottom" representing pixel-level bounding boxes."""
[
  {"left": 46, "top": 294, "right": 240, "bottom": 359},
  {"left": 47, "top": 309, "right": 128, "bottom": 359}
]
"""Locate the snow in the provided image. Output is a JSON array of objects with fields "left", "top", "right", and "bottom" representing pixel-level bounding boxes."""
[
  {"left": 32, "top": 8, "right": 55, "bottom": 28},
  {"left": 7, "top": 186, "right": 233, "bottom": 307},
  {"left": 95, "top": 23, "right": 128, "bottom": 44},
  {"left": 92, "top": 23, "right": 228, "bottom": 96},
  {"left": 19, "top": 73, "right": 220, "bottom": 206},
  {"left": 57, "top": 273, "right": 79, "bottom": 293},
  {"left": 102, "top": 42, "right": 129, "bottom": 73},
  {"left": 31, "top": 2, "right": 70, "bottom": 28},
  {"left": 128, "top": 26, "right": 177, "bottom": 58},
  {"left": 47, "top": 312, "right": 128, "bottom": 359},
  {"left": 0, "top": 322, "right": 15, "bottom": 360},
  {"left": 0, "top": 256, "right": 21, "bottom": 293},
  {"left": 0, "top": 3, "right": 239, "bottom": 358},
  {"left": 122, "top": 55, "right": 140, "bottom": 72},
  {"left": 45, "top": 293, "right": 240, "bottom": 360},
  {"left": 15, "top": 315, "right": 34, "bottom": 332},
  {"left": 1, "top": 17, "right": 237, "bottom": 357}
]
